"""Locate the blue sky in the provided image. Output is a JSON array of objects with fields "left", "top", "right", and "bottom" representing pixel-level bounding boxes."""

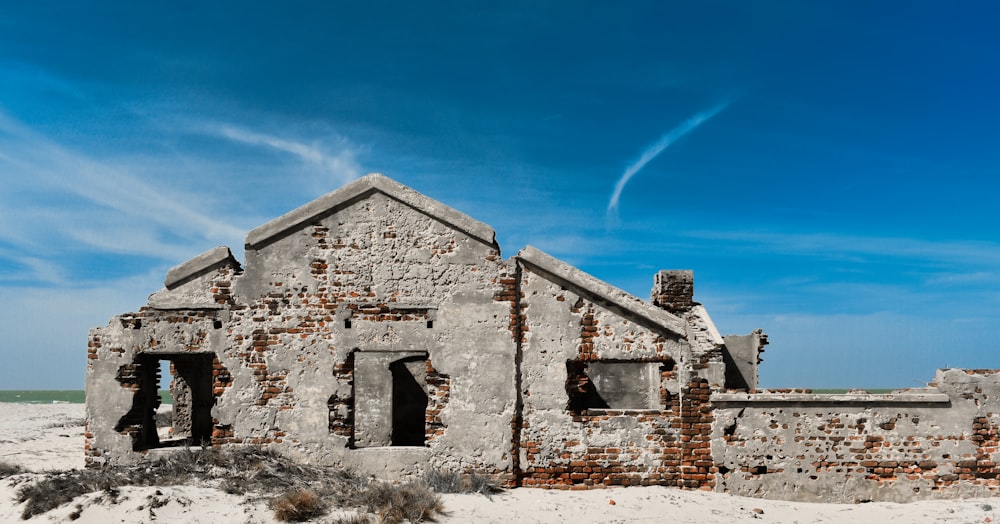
[{"left": 1, "top": 2, "right": 998, "bottom": 389}]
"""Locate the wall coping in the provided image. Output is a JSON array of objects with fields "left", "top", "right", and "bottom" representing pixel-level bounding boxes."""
[
  {"left": 164, "top": 246, "right": 239, "bottom": 290},
  {"left": 516, "top": 245, "right": 687, "bottom": 337},
  {"left": 711, "top": 390, "right": 951, "bottom": 405}
]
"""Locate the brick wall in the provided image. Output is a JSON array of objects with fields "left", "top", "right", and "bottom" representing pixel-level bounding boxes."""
[
  {"left": 711, "top": 369, "right": 1000, "bottom": 502},
  {"left": 84, "top": 178, "right": 1000, "bottom": 501},
  {"left": 85, "top": 191, "right": 516, "bottom": 475},
  {"left": 516, "top": 264, "right": 716, "bottom": 490}
]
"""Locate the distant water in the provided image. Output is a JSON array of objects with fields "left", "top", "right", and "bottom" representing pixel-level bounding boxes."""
[{"left": 0, "top": 390, "right": 173, "bottom": 404}]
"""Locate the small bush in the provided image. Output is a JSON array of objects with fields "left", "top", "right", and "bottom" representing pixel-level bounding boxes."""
[
  {"left": 423, "top": 469, "right": 500, "bottom": 498},
  {"left": 0, "top": 461, "right": 24, "bottom": 478},
  {"left": 331, "top": 516, "right": 371, "bottom": 524},
  {"left": 422, "top": 469, "right": 462, "bottom": 492},
  {"left": 364, "top": 482, "right": 443, "bottom": 524},
  {"left": 271, "top": 489, "right": 328, "bottom": 522}
]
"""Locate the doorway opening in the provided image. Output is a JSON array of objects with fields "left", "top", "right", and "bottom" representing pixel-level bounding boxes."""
[
  {"left": 390, "top": 356, "right": 429, "bottom": 446},
  {"left": 115, "top": 353, "right": 215, "bottom": 450}
]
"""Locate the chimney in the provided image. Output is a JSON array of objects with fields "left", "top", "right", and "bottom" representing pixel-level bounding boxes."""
[{"left": 650, "top": 270, "right": 694, "bottom": 313}]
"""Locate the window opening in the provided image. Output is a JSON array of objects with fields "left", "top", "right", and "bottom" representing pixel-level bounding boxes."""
[
  {"left": 566, "top": 360, "right": 660, "bottom": 412},
  {"left": 566, "top": 361, "right": 609, "bottom": 411}
]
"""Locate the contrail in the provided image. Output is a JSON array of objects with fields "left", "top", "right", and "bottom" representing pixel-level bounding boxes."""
[{"left": 608, "top": 101, "right": 730, "bottom": 215}]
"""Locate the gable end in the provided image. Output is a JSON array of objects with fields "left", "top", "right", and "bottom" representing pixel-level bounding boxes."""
[
  {"left": 164, "top": 246, "right": 240, "bottom": 290},
  {"left": 515, "top": 245, "right": 687, "bottom": 337},
  {"left": 244, "top": 173, "right": 498, "bottom": 250}
]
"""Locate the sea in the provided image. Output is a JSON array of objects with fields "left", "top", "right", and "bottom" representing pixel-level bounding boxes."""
[{"left": 0, "top": 390, "right": 172, "bottom": 404}]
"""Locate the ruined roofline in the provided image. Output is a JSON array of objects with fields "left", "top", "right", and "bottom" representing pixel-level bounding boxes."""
[
  {"left": 690, "top": 304, "right": 726, "bottom": 347},
  {"left": 164, "top": 246, "right": 240, "bottom": 290},
  {"left": 515, "top": 245, "right": 687, "bottom": 337},
  {"left": 244, "top": 173, "right": 498, "bottom": 251}
]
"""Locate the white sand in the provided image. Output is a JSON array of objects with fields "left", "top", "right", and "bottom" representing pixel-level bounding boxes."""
[{"left": 0, "top": 403, "right": 996, "bottom": 523}]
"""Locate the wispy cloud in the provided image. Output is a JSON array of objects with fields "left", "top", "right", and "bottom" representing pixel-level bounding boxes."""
[
  {"left": 0, "top": 111, "right": 249, "bottom": 282},
  {"left": 216, "top": 124, "right": 362, "bottom": 186},
  {"left": 608, "top": 101, "right": 730, "bottom": 215},
  {"left": 687, "top": 229, "right": 1000, "bottom": 267}
]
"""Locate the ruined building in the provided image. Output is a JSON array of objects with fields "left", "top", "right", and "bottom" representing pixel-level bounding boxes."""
[{"left": 87, "top": 174, "right": 1000, "bottom": 502}]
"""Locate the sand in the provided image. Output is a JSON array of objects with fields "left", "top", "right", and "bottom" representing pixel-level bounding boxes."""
[{"left": 0, "top": 403, "right": 996, "bottom": 523}]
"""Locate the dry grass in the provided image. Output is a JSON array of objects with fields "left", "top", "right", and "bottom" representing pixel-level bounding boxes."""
[
  {"left": 330, "top": 516, "right": 372, "bottom": 524},
  {"left": 15, "top": 447, "right": 353, "bottom": 520},
  {"left": 423, "top": 469, "right": 500, "bottom": 498},
  {"left": 14, "top": 448, "right": 462, "bottom": 522},
  {"left": 0, "top": 461, "right": 25, "bottom": 478},
  {"left": 364, "top": 481, "right": 443, "bottom": 524},
  {"left": 270, "top": 488, "right": 327, "bottom": 522}
]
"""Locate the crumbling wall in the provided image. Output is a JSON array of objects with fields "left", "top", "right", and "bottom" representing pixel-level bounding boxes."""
[
  {"left": 515, "top": 259, "right": 721, "bottom": 489},
  {"left": 721, "top": 329, "right": 767, "bottom": 390},
  {"left": 87, "top": 179, "right": 516, "bottom": 478},
  {"left": 711, "top": 369, "right": 1000, "bottom": 502},
  {"left": 85, "top": 174, "right": 1000, "bottom": 502},
  {"left": 213, "top": 191, "right": 514, "bottom": 477},
  {"left": 85, "top": 259, "right": 236, "bottom": 465}
]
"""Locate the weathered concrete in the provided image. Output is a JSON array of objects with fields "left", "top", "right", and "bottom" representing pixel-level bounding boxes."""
[
  {"left": 721, "top": 330, "right": 767, "bottom": 390},
  {"left": 86, "top": 173, "right": 1000, "bottom": 501},
  {"left": 513, "top": 248, "right": 725, "bottom": 488},
  {"left": 88, "top": 174, "right": 515, "bottom": 479},
  {"left": 711, "top": 369, "right": 1000, "bottom": 502}
]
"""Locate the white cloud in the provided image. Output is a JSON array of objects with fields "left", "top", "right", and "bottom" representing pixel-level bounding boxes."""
[
  {"left": 686, "top": 229, "right": 1000, "bottom": 267},
  {"left": 216, "top": 124, "right": 362, "bottom": 186},
  {"left": 0, "top": 111, "right": 261, "bottom": 286}
]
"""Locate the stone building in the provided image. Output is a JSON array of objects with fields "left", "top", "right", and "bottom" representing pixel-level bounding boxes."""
[{"left": 86, "top": 174, "right": 1000, "bottom": 502}]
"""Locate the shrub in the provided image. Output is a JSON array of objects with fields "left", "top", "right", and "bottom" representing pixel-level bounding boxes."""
[
  {"left": 422, "top": 469, "right": 462, "bottom": 492},
  {"left": 423, "top": 469, "right": 500, "bottom": 498},
  {"left": 270, "top": 489, "right": 328, "bottom": 522},
  {"left": 0, "top": 461, "right": 24, "bottom": 479},
  {"left": 364, "top": 482, "right": 443, "bottom": 524},
  {"left": 330, "top": 516, "right": 371, "bottom": 524}
]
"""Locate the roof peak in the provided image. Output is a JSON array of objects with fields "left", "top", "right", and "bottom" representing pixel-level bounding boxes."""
[{"left": 244, "top": 173, "right": 497, "bottom": 250}]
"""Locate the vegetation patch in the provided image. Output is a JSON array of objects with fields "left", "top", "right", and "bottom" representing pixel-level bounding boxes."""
[
  {"left": 0, "top": 461, "right": 25, "bottom": 479},
  {"left": 14, "top": 449, "right": 497, "bottom": 522},
  {"left": 423, "top": 469, "right": 500, "bottom": 498},
  {"left": 364, "top": 481, "right": 443, "bottom": 524},
  {"left": 270, "top": 488, "right": 327, "bottom": 522}
]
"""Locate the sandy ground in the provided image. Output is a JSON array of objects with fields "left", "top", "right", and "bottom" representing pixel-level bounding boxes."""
[{"left": 1, "top": 403, "right": 997, "bottom": 523}]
